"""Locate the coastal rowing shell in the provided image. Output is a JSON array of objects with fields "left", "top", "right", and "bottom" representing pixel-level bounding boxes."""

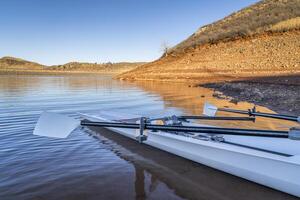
[{"left": 80, "top": 111, "right": 300, "bottom": 197}]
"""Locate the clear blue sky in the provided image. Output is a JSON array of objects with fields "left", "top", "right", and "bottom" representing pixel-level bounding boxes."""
[{"left": 0, "top": 0, "right": 259, "bottom": 65}]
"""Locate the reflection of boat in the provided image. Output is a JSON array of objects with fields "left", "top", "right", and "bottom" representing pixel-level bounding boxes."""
[
  {"left": 80, "top": 111, "right": 300, "bottom": 198},
  {"left": 134, "top": 165, "right": 146, "bottom": 200}
]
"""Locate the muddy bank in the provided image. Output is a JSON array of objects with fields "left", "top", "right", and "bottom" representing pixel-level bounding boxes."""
[{"left": 200, "top": 75, "right": 300, "bottom": 116}]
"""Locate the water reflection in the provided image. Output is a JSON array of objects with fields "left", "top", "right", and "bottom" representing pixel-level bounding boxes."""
[
  {"left": 1, "top": 74, "right": 296, "bottom": 130},
  {"left": 135, "top": 166, "right": 146, "bottom": 200},
  {"left": 130, "top": 80, "right": 297, "bottom": 130}
]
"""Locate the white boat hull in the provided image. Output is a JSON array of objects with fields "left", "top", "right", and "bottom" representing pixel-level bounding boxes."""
[{"left": 81, "top": 112, "right": 300, "bottom": 197}]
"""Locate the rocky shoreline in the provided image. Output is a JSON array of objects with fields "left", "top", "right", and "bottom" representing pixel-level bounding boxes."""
[{"left": 200, "top": 75, "right": 300, "bottom": 116}]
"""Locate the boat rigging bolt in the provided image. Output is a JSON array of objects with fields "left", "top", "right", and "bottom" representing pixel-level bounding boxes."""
[{"left": 137, "top": 117, "right": 147, "bottom": 143}]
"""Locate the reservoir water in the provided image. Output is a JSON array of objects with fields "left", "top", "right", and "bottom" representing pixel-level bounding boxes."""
[{"left": 0, "top": 74, "right": 296, "bottom": 200}]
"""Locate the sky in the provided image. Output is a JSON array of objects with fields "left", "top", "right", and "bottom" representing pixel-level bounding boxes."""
[{"left": 0, "top": 0, "right": 259, "bottom": 65}]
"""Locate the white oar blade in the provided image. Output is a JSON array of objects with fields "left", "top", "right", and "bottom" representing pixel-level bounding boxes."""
[
  {"left": 203, "top": 102, "right": 218, "bottom": 117},
  {"left": 33, "top": 112, "right": 80, "bottom": 138}
]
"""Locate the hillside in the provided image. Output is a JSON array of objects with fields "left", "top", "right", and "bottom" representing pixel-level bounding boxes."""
[
  {"left": 170, "top": 0, "right": 300, "bottom": 54},
  {"left": 0, "top": 56, "right": 44, "bottom": 70},
  {"left": 118, "top": 0, "right": 300, "bottom": 82},
  {"left": 0, "top": 57, "right": 145, "bottom": 74},
  {"left": 48, "top": 62, "right": 146, "bottom": 73}
]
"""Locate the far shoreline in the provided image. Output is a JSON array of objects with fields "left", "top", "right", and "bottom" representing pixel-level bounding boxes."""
[
  {"left": 2, "top": 69, "right": 299, "bottom": 116},
  {"left": 0, "top": 69, "right": 121, "bottom": 76}
]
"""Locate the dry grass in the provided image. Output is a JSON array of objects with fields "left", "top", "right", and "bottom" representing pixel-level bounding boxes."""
[
  {"left": 269, "top": 17, "right": 300, "bottom": 32},
  {"left": 48, "top": 61, "right": 145, "bottom": 72},
  {"left": 170, "top": 0, "right": 300, "bottom": 54}
]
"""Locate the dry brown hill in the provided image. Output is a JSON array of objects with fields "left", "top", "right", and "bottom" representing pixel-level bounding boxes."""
[
  {"left": 118, "top": 0, "right": 300, "bottom": 82},
  {"left": 170, "top": 0, "right": 300, "bottom": 54},
  {"left": 0, "top": 56, "right": 145, "bottom": 74},
  {"left": 48, "top": 61, "right": 146, "bottom": 73},
  {"left": 0, "top": 56, "right": 44, "bottom": 70}
]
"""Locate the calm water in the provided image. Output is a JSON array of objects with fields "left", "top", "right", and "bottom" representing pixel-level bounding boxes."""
[{"left": 0, "top": 74, "right": 297, "bottom": 200}]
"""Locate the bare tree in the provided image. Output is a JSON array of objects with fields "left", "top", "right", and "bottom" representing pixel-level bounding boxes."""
[{"left": 161, "top": 41, "right": 170, "bottom": 57}]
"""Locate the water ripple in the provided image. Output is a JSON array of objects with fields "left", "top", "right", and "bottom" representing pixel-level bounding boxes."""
[{"left": 0, "top": 75, "right": 184, "bottom": 200}]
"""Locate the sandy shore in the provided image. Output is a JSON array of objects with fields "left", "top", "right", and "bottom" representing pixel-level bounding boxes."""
[{"left": 200, "top": 74, "right": 300, "bottom": 116}]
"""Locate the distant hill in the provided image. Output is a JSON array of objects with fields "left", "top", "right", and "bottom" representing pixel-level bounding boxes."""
[
  {"left": 118, "top": 0, "right": 300, "bottom": 82},
  {"left": 0, "top": 56, "right": 146, "bottom": 74},
  {"left": 48, "top": 61, "right": 146, "bottom": 73},
  {"left": 0, "top": 56, "right": 44, "bottom": 70}
]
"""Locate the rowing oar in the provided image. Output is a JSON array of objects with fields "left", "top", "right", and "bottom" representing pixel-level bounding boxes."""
[
  {"left": 147, "top": 115, "right": 255, "bottom": 122},
  {"left": 203, "top": 102, "right": 300, "bottom": 122},
  {"left": 33, "top": 112, "right": 300, "bottom": 140}
]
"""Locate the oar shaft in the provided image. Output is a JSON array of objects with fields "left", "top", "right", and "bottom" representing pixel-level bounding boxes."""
[
  {"left": 80, "top": 120, "right": 288, "bottom": 138},
  {"left": 179, "top": 116, "right": 255, "bottom": 121},
  {"left": 218, "top": 108, "right": 298, "bottom": 122},
  {"left": 147, "top": 125, "right": 288, "bottom": 138},
  {"left": 218, "top": 108, "right": 248, "bottom": 115},
  {"left": 148, "top": 115, "right": 255, "bottom": 122},
  {"left": 81, "top": 121, "right": 139, "bottom": 129},
  {"left": 251, "top": 112, "right": 298, "bottom": 121}
]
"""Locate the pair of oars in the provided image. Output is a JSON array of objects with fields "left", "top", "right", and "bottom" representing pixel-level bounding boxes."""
[{"left": 33, "top": 103, "right": 300, "bottom": 140}]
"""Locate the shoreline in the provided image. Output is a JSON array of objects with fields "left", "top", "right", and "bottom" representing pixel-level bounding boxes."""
[
  {"left": 200, "top": 74, "right": 300, "bottom": 116},
  {"left": 0, "top": 69, "right": 121, "bottom": 76},
  {"left": 118, "top": 73, "right": 300, "bottom": 116},
  {"left": 2, "top": 70, "right": 299, "bottom": 116}
]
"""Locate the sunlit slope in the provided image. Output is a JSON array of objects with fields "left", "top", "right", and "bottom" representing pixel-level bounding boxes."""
[
  {"left": 119, "top": 0, "right": 300, "bottom": 82},
  {"left": 170, "top": 0, "right": 300, "bottom": 54}
]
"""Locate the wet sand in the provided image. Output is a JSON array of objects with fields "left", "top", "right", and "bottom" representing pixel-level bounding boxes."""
[{"left": 88, "top": 127, "right": 298, "bottom": 200}]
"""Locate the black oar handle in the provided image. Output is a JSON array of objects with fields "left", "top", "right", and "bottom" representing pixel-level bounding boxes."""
[{"left": 80, "top": 120, "right": 288, "bottom": 138}]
